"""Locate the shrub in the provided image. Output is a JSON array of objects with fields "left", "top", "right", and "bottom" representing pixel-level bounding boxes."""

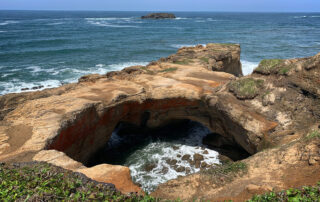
[
  {"left": 254, "top": 59, "right": 283, "bottom": 75},
  {"left": 229, "top": 78, "right": 264, "bottom": 99}
]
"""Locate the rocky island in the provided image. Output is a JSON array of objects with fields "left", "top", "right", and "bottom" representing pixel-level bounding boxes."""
[
  {"left": 0, "top": 43, "right": 319, "bottom": 201},
  {"left": 141, "top": 13, "right": 176, "bottom": 19}
]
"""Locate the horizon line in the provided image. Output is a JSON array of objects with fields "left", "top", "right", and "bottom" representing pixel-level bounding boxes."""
[{"left": 0, "top": 9, "right": 320, "bottom": 13}]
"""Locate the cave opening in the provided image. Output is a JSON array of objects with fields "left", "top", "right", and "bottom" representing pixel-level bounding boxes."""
[{"left": 85, "top": 119, "right": 250, "bottom": 192}]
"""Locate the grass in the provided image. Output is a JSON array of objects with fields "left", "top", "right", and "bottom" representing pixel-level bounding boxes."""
[
  {"left": 305, "top": 129, "right": 320, "bottom": 141},
  {"left": 173, "top": 59, "right": 192, "bottom": 65},
  {"left": 140, "top": 66, "right": 154, "bottom": 74},
  {"left": 247, "top": 182, "right": 320, "bottom": 202},
  {"left": 254, "top": 59, "right": 283, "bottom": 75},
  {"left": 200, "top": 57, "right": 210, "bottom": 64},
  {"left": 229, "top": 78, "right": 264, "bottom": 99},
  {"left": 159, "top": 67, "right": 178, "bottom": 73},
  {"left": 278, "top": 64, "right": 296, "bottom": 75},
  {"left": 201, "top": 162, "right": 248, "bottom": 184},
  {"left": 0, "top": 162, "right": 157, "bottom": 201}
]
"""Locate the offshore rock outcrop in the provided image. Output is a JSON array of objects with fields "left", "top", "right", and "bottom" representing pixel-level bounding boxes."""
[
  {"left": 0, "top": 44, "right": 319, "bottom": 200},
  {"left": 141, "top": 13, "right": 176, "bottom": 19}
]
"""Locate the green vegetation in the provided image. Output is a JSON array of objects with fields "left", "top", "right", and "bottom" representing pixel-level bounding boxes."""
[
  {"left": 278, "top": 64, "right": 296, "bottom": 75},
  {"left": 229, "top": 78, "right": 264, "bottom": 99},
  {"left": 200, "top": 57, "right": 210, "bottom": 64},
  {"left": 247, "top": 182, "right": 320, "bottom": 202},
  {"left": 305, "top": 129, "right": 320, "bottom": 141},
  {"left": 140, "top": 66, "right": 154, "bottom": 74},
  {"left": 173, "top": 59, "right": 192, "bottom": 65},
  {"left": 254, "top": 59, "right": 283, "bottom": 75},
  {"left": 201, "top": 161, "right": 248, "bottom": 184},
  {"left": 159, "top": 67, "right": 178, "bottom": 73},
  {"left": 0, "top": 162, "right": 157, "bottom": 201}
]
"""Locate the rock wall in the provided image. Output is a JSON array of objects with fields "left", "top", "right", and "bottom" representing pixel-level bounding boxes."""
[{"left": 1, "top": 44, "right": 318, "bottom": 200}]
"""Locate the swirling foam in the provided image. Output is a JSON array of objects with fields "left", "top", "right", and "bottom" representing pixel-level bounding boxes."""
[{"left": 241, "top": 60, "right": 259, "bottom": 75}]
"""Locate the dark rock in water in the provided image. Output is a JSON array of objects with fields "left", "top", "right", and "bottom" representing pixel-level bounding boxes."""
[
  {"left": 172, "top": 145, "right": 179, "bottom": 150},
  {"left": 195, "top": 161, "right": 201, "bottom": 169},
  {"left": 200, "top": 162, "right": 209, "bottom": 168},
  {"left": 21, "top": 88, "right": 30, "bottom": 91},
  {"left": 182, "top": 154, "right": 191, "bottom": 161},
  {"left": 141, "top": 13, "right": 176, "bottom": 19},
  {"left": 175, "top": 166, "right": 186, "bottom": 173},
  {"left": 166, "top": 159, "right": 178, "bottom": 166},
  {"left": 32, "top": 85, "right": 44, "bottom": 90},
  {"left": 193, "top": 153, "right": 204, "bottom": 161},
  {"left": 144, "top": 163, "right": 157, "bottom": 172},
  {"left": 161, "top": 166, "right": 169, "bottom": 174}
]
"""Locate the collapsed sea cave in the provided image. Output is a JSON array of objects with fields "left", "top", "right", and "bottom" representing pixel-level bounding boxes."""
[
  {"left": 46, "top": 98, "right": 252, "bottom": 192},
  {"left": 87, "top": 119, "right": 250, "bottom": 192}
]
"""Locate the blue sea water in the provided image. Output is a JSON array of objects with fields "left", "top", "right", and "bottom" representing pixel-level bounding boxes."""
[{"left": 0, "top": 11, "right": 320, "bottom": 95}]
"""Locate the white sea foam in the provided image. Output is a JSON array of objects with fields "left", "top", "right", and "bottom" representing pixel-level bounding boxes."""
[
  {"left": 26, "top": 66, "right": 42, "bottom": 73},
  {"left": 0, "top": 20, "right": 19, "bottom": 26},
  {"left": 0, "top": 80, "right": 62, "bottom": 95},
  {"left": 170, "top": 44, "right": 206, "bottom": 49},
  {"left": 87, "top": 20, "right": 138, "bottom": 28},
  {"left": 0, "top": 62, "right": 149, "bottom": 95},
  {"left": 1, "top": 73, "right": 12, "bottom": 78},
  {"left": 241, "top": 60, "right": 259, "bottom": 76},
  {"left": 175, "top": 17, "right": 189, "bottom": 20},
  {"left": 0, "top": 31, "right": 7, "bottom": 33},
  {"left": 124, "top": 123, "right": 220, "bottom": 192},
  {"left": 85, "top": 17, "right": 133, "bottom": 21},
  {"left": 294, "top": 16, "right": 307, "bottom": 19},
  {"left": 294, "top": 15, "right": 320, "bottom": 19},
  {"left": 47, "top": 22, "right": 65, "bottom": 26}
]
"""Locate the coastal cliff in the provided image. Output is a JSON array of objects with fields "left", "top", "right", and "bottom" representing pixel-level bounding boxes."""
[{"left": 0, "top": 44, "right": 319, "bottom": 201}]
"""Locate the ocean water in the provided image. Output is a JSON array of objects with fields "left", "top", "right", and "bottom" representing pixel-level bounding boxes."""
[
  {"left": 0, "top": 11, "right": 320, "bottom": 95},
  {"left": 89, "top": 121, "right": 220, "bottom": 192}
]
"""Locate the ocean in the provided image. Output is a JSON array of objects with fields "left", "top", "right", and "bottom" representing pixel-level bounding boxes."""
[
  {"left": 0, "top": 11, "right": 320, "bottom": 95},
  {"left": 1, "top": 11, "right": 320, "bottom": 192},
  {"left": 0, "top": 11, "right": 320, "bottom": 94}
]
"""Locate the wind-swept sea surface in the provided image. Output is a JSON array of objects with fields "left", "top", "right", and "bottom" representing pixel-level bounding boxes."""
[
  {"left": 0, "top": 11, "right": 320, "bottom": 94},
  {"left": 0, "top": 11, "right": 320, "bottom": 95}
]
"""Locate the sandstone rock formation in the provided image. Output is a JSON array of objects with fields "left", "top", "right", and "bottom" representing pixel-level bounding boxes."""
[
  {"left": 0, "top": 44, "right": 319, "bottom": 200},
  {"left": 141, "top": 13, "right": 176, "bottom": 19}
]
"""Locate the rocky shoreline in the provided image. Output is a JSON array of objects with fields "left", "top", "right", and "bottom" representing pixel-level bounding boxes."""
[{"left": 0, "top": 43, "right": 319, "bottom": 201}]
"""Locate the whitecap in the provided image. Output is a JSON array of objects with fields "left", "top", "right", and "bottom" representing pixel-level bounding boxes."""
[
  {"left": 86, "top": 20, "right": 138, "bottom": 28},
  {"left": 26, "top": 66, "right": 42, "bottom": 73},
  {"left": 207, "top": 18, "right": 220, "bottom": 22},
  {"left": 47, "top": 22, "right": 65, "bottom": 26},
  {"left": 0, "top": 20, "right": 19, "bottom": 26},
  {"left": 195, "top": 20, "right": 206, "bottom": 23},
  {"left": 175, "top": 17, "right": 189, "bottom": 20},
  {"left": 85, "top": 17, "right": 133, "bottom": 21},
  {"left": 311, "top": 16, "right": 320, "bottom": 18},
  {"left": 1, "top": 73, "right": 13, "bottom": 78},
  {"left": 241, "top": 60, "right": 259, "bottom": 75},
  {"left": 0, "top": 31, "right": 7, "bottom": 33}
]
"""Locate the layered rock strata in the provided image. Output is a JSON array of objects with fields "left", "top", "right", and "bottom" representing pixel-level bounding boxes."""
[{"left": 0, "top": 44, "right": 319, "bottom": 200}]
